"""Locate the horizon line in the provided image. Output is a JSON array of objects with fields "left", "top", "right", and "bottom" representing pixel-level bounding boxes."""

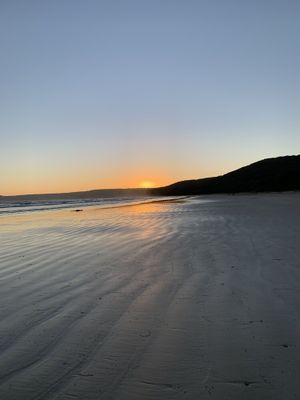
[{"left": 1, "top": 154, "right": 298, "bottom": 197}]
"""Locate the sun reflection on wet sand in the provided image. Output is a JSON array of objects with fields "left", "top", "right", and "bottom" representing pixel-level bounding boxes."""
[{"left": 1, "top": 194, "right": 299, "bottom": 399}]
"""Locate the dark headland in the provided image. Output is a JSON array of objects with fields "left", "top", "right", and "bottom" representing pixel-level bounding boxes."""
[
  {"left": 1, "top": 155, "right": 299, "bottom": 200},
  {"left": 1, "top": 156, "right": 300, "bottom": 400},
  {"left": 151, "top": 155, "right": 300, "bottom": 196}
]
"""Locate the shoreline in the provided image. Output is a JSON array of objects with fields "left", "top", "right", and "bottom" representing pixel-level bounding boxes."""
[{"left": 0, "top": 192, "right": 299, "bottom": 399}]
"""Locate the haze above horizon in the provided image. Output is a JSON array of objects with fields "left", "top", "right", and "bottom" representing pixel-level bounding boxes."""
[{"left": 1, "top": 0, "right": 299, "bottom": 195}]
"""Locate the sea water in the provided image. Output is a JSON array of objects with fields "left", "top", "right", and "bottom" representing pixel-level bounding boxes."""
[{"left": 0, "top": 197, "right": 151, "bottom": 215}]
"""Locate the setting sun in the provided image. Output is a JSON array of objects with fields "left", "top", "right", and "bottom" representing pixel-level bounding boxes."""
[{"left": 139, "top": 181, "right": 155, "bottom": 188}]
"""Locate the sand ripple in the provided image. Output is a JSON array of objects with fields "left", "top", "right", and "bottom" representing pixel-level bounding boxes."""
[{"left": 0, "top": 194, "right": 299, "bottom": 399}]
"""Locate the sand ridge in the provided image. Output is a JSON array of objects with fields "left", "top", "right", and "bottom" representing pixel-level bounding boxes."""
[{"left": 0, "top": 193, "right": 299, "bottom": 399}]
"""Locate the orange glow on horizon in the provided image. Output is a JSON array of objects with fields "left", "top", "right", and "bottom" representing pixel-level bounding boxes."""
[
  {"left": 1, "top": 164, "right": 224, "bottom": 196},
  {"left": 139, "top": 180, "right": 155, "bottom": 188},
  {"left": 1, "top": 173, "right": 170, "bottom": 196}
]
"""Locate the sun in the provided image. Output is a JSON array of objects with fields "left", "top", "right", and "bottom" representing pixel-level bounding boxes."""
[{"left": 139, "top": 180, "right": 155, "bottom": 188}]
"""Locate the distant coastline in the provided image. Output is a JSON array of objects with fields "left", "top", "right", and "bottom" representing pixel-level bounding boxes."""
[
  {"left": 0, "top": 188, "right": 149, "bottom": 201},
  {"left": 1, "top": 155, "right": 299, "bottom": 200}
]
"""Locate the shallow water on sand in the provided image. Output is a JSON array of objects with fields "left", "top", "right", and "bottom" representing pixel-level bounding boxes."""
[
  {"left": 0, "top": 193, "right": 299, "bottom": 399},
  {"left": 0, "top": 196, "right": 167, "bottom": 215}
]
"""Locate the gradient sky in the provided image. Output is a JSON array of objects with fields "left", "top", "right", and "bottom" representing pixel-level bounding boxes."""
[{"left": 0, "top": 0, "right": 299, "bottom": 195}]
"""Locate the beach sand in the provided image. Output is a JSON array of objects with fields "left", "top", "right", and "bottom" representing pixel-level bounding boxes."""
[{"left": 0, "top": 193, "right": 299, "bottom": 399}]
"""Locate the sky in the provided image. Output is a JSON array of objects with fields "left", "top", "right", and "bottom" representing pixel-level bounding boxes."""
[{"left": 0, "top": 0, "right": 299, "bottom": 195}]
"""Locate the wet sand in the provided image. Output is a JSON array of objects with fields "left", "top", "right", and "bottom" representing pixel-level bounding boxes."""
[{"left": 0, "top": 193, "right": 299, "bottom": 399}]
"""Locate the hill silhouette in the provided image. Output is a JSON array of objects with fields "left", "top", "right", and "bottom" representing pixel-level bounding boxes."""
[
  {"left": 151, "top": 155, "right": 300, "bottom": 196},
  {"left": 1, "top": 156, "right": 299, "bottom": 200},
  {"left": 0, "top": 188, "right": 148, "bottom": 201}
]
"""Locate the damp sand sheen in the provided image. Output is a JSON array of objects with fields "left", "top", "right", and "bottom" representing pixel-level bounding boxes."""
[{"left": 0, "top": 194, "right": 299, "bottom": 399}]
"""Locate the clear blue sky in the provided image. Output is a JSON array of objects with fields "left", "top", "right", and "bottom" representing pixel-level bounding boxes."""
[{"left": 0, "top": 0, "right": 299, "bottom": 194}]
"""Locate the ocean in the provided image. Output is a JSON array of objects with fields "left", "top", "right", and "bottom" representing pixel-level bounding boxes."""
[{"left": 0, "top": 196, "right": 153, "bottom": 215}]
